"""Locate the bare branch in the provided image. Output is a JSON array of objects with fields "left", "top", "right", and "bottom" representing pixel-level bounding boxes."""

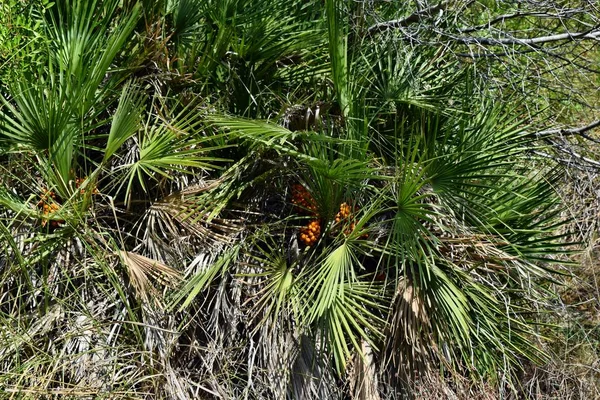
[
  {"left": 458, "top": 11, "right": 586, "bottom": 34},
  {"left": 451, "top": 29, "right": 600, "bottom": 46},
  {"left": 537, "top": 119, "right": 600, "bottom": 141},
  {"left": 367, "top": 1, "right": 451, "bottom": 35}
]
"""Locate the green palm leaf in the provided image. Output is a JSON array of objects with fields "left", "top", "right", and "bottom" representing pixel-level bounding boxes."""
[{"left": 103, "top": 80, "right": 146, "bottom": 163}]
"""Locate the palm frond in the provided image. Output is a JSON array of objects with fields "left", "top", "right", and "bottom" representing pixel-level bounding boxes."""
[
  {"left": 318, "top": 280, "right": 388, "bottom": 373},
  {"left": 118, "top": 250, "right": 181, "bottom": 305},
  {"left": 103, "top": 80, "right": 146, "bottom": 163},
  {"left": 209, "top": 115, "right": 323, "bottom": 163},
  {"left": 169, "top": 245, "right": 240, "bottom": 311},
  {"left": 241, "top": 238, "right": 296, "bottom": 331},
  {"left": 325, "top": 0, "right": 349, "bottom": 119},
  {"left": 110, "top": 99, "right": 230, "bottom": 205}
]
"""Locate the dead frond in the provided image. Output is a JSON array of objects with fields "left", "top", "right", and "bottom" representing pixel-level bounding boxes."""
[{"left": 118, "top": 250, "right": 182, "bottom": 306}]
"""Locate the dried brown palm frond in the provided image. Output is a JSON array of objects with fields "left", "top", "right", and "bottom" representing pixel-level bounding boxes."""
[
  {"left": 251, "top": 321, "right": 297, "bottom": 397},
  {"left": 385, "top": 277, "right": 437, "bottom": 380},
  {"left": 149, "top": 200, "right": 241, "bottom": 243},
  {"left": 289, "top": 334, "right": 342, "bottom": 399},
  {"left": 176, "top": 179, "right": 225, "bottom": 196},
  {"left": 62, "top": 309, "right": 114, "bottom": 391},
  {"left": 135, "top": 180, "right": 245, "bottom": 263},
  {"left": 396, "top": 372, "right": 499, "bottom": 400},
  {"left": 117, "top": 250, "right": 182, "bottom": 306},
  {"left": 438, "top": 235, "right": 515, "bottom": 271},
  {"left": 347, "top": 340, "right": 381, "bottom": 400}
]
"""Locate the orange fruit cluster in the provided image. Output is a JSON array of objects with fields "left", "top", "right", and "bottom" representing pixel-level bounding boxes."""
[
  {"left": 292, "top": 184, "right": 322, "bottom": 246},
  {"left": 291, "top": 184, "right": 317, "bottom": 215},
  {"left": 37, "top": 189, "right": 56, "bottom": 205},
  {"left": 299, "top": 219, "right": 321, "bottom": 246},
  {"left": 37, "top": 189, "right": 63, "bottom": 228},
  {"left": 335, "top": 202, "right": 367, "bottom": 238},
  {"left": 335, "top": 202, "right": 354, "bottom": 223},
  {"left": 75, "top": 177, "right": 99, "bottom": 195},
  {"left": 42, "top": 202, "right": 59, "bottom": 214}
]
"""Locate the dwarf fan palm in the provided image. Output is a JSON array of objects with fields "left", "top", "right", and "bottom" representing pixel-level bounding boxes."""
[
  {"left": 0, "top": 0, "right": 572, "bottom": 398},
  {"left": 170, "top": 2, "right": 570, "bottom": 395},
  {"left": 0, "top": 1, "right": 232, "bottom": 395}
]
